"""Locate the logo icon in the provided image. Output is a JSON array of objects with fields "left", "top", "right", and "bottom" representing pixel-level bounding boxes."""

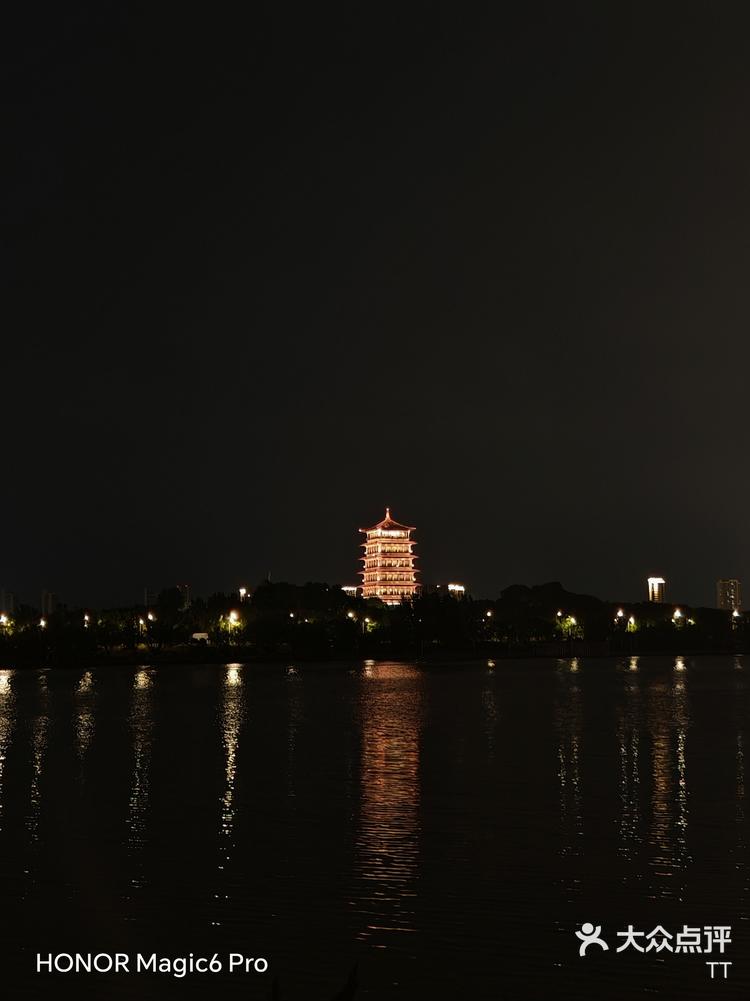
[{"left": 576, "top": 923, "right": 609, "bottom": 957}]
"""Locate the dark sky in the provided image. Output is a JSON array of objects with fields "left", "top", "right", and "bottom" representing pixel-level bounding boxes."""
[{"left": 4, "top": 5, "right": 750, "bottom": 608}]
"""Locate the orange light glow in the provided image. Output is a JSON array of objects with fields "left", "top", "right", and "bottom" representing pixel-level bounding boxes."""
[{"left": 359, "top": 508, "right": 418, "bottom": 604}]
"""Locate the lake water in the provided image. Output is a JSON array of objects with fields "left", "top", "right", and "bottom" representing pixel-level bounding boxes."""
[{"left": 0, "top": 656, "right": 747, "bottom": 999}]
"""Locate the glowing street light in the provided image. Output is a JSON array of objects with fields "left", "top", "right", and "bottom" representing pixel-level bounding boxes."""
[
  {"left": 227, "top": 609, "right": 240, "bottom": 642},
  {"left": 84, "top": 614, "right": 90, "bottom": 627},
  {"left": 616, "top": 609, "right": 624, "bottom": 618},
  {"left": 239, "top": 587, "right": 247, "bottom": 602},
  {"left": 39, "top": 618, "right": 46, "bottom": 629},
  {"left": 0, "top": 614, "right": 7, "bottom": 626},
  {"left": 673, "top": 608, "right": 682, "bottom": 620},
  {"left": 147, "top": 612, "right": 155, "bottom": 622},
  {"left": 347, "top": 611, "right": 356, "bottom": 620},
  {"left": 485, "top": 610, "right": 493, "bottom": 619},
  {"left": 556, "top": 610, "right": 563, "bottom": 618}
]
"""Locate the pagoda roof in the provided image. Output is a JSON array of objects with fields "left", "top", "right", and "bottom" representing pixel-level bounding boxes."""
[{"left": 359, "top": 507, "right": 415, "bottom": 533}]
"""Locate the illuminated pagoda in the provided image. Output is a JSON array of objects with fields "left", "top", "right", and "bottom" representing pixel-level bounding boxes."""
[{"left": 359, "top": 508, "right": 418, "bottom": 604}]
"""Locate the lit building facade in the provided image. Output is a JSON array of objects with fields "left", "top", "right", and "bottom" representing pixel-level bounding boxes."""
[
  {"left": 717, "top": 578, "right": 742, "bottom": 612},
  {"left": 647, "top": 577, "right": 665, "bottom": 603},
  {"left": 360, "top": 508, "right": 418, "bottom": 604},
  {"left": 435, "top": 582, "right": 466, "bottom": 598}
]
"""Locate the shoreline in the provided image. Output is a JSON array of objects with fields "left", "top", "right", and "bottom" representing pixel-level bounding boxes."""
[{"left": 0, "top": 644, "right": 747, "bottom": 671}]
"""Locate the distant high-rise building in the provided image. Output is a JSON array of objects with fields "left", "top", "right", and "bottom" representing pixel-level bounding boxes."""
[
  {"left": 647, "top": 577, "right": 666, "bottom": 603},
  {"left": 717, "top": 579, "right": 742, "bottom": 612},
  {"left": 40, "top": 590, "right": 57, "bottom": 615},
  {"left": 359, "top": 508, "right": 418, "bottom": 604}
]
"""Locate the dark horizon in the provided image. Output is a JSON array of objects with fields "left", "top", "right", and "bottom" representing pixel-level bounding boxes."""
[{"left": 5, "top": 7, "right": 749, "bottom": 610}]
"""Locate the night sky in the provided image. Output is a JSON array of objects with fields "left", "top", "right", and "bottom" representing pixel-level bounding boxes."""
[{"left": 4, "top": 6, "right": 750, "bottom": 608}]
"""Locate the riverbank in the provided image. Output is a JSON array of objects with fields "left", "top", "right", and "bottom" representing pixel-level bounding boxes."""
[{"left": 1, "top": 640, "right": 747, "bottom": 670}]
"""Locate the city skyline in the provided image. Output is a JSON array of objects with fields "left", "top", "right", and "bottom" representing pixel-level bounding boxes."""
[{"left": 0, "top": 532, "right": 745, "bottom": 612}]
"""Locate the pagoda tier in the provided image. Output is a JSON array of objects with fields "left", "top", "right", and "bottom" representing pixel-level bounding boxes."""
[{"left": 358, "top": 507, "right": 419, "bottom": 604}]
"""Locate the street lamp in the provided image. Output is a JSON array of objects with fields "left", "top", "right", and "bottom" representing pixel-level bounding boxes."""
[
  {"left": 227, "top": 610, "right": 239, "bottom": 642},
  {"left": 39, "top": 618, "right": 46, "bottom": 629},
  {"left": 239, "top": 587, "right": 247, "bottom": 602}
]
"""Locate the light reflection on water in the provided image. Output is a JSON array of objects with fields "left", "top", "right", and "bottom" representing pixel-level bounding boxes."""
[
  {"left": 27, "top": 675, "right": 48, "bottom": 845},
  {"left": 75, "top": 670, "right": 95, "bottom": 762},
  {"left": 617, "top": 666, "right": 641, "bottom": 862},
  {"left": 556, "top": 660, "right": 583, "bottom": 860},
  {"left": 673, "top": 670, "right": 689, "bottom": 864},
  {"left": 644, "top": 659, "right": 692, "bottom": 893},
  {"left": 0, "top": 657, "right": 746, "bottom": 999},
  {"left": 353, "top": 662, "right": 422, "bottom": 943},
  {"left": 285, "top": 664, "right": 302, "bottom": 802},
  {"left": 220, "top": 664, "right": 244, "bottom": 852},
  {"left": 0, "top": 671, "right": 12, "bottom": 832},
  {"left": 481, "top": 680, "right": 498, "bottom": 758},
  {"left": 126, "top": 668, "right": 154, "bottom": 892}
]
